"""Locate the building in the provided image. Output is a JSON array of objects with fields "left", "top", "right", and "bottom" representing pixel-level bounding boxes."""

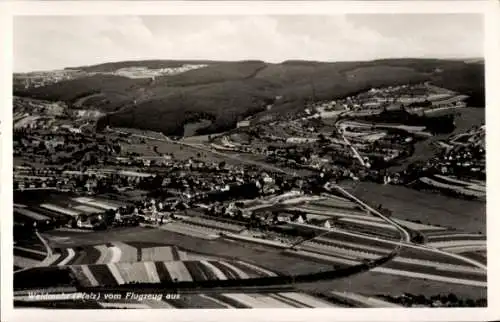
[
  {"left": 286, "top": 137, "right": 318, "bottom": 144},
  {"left": 237, "top": 120, "right": 251, "bottom": 128}
]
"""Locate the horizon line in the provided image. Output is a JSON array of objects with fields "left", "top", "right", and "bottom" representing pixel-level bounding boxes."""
[{"left": 14, "top": 56, "right": 485, "bottom": 74}]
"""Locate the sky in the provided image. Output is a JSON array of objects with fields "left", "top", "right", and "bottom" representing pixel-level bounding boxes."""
[{"left": 13, "top": 14, "right": 484, "bottom": 72}]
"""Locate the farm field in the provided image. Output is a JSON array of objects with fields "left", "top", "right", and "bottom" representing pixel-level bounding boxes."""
[
  {"left": 14, "top": 191, "right": 128, "bottom": 214},
  {"left": 67, "top": 259, "right": 278, "bottom": 286},
  {"left": 425, "top": 233, "right": 486, "bottom": 243},
  {"left": 297, "top": 269, "right": 486, "bottom": 301},
  {"left": 286, "top": 240, "right": 485, "bottom": 285},
  {"left": 41, "top": 228, "right": 334, "bottom": 276},
  {"left": 340, "top": 181, "right": 485, "bottom": 234},
  {"left": 459, "top": 251, "right": 487, "bottom": 265},
  {"left": 141, "top": 138, "right": 243, "bottom": 165}
]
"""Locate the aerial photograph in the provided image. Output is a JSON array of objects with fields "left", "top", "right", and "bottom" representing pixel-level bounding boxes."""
[{"left": 12, "top": 14, "right": 486, "bottom": 309}]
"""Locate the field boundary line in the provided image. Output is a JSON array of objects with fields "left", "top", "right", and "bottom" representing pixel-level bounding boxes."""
[{"left": 35, "top": 231, "right": 53, "bottom": 257}]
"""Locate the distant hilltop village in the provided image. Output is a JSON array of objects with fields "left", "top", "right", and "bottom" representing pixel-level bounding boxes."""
[
  {"left": 14, "top": 64, "right": 208, "bottom": 89},
  {"left": 110, "top": 64, "right": 208, "bottom": 79}
]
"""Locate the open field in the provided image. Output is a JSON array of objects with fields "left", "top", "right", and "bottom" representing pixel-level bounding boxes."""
[
  {"left": 120, "top": 143, "right": 159, "bottom": 157},
  {"left": 41, "top": 228, "right": 334, "bottom": 276},
  {"left": 66, "top": 259, "right": 277, "bottom": 287},
  {"left": 340, "top": 181, "right": 485, "bottom": 234},
  {"left": 297, "top": 270, "right": 486, "bottom": 300},
  {"left": 38, "top": 220, "right": 486, "bottom": 290}
]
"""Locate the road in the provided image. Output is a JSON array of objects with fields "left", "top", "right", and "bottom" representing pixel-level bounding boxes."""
[{"left": 336, "top": 127, "right": 367, "bottom": 167}]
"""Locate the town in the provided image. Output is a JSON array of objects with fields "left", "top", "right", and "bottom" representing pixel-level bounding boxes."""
[{"left": 13, "top": 70, "right": 486, "bottom": 309}]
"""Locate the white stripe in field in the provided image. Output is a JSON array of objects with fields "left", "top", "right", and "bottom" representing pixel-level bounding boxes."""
[
  {"left": 302, "top": 241, "right": 379, "bottom": 260},
  {"left": 285, "top": 249, "right": 360, "bottom": 266},
  {"left": 165, "top": 262, "right": 193, "bottom": 282},
  {"left": 330, "top": 291, "right": 371, "bottom": 307},
  {"left": 428, "top": 233, "right": 485, "bottom": 240},
  {"left": 393, "top": 257, "right": 485, "bottom": 274},
  {"left": 330, "top": 291, "right": 401, "bottom": 308},
  {"left": 436, "top": 265, "right": 487, "bottom": 275},
  {"left": 427, "top": 240, "right": 486, "bottom": 248},
  {"left": 107, "top": 263, "right": 125, "bottom": 285},
  {"left": 393, "top": 219, "right": 445, "bottom": 231},
  {"left": 132, "top": 262, "right": 149, "bottom": 283},
  {"left": 278, "top": 292, "right": 333, "bottom": 308},
  {"left": 40, "top": 254, "right": 61, "bottom": 266},
  {"left": 300, "top": 242, "right": 359, "bottom": 259},
  {"left": 305, "top": 209, "right": 382, "bottom": 221},
  {"left": 338, "top": 217, "right": 398, "bottom": 230},
  {"left": 363, "top": 297, "right": 403, "bottom": 308},
  {"left": 440, "top": 245, "right": 487, "bottom": 253},
  {"left": 185, "top": 254, "right": 216, "bottom": 261},
  {"left": 159, "top": 223, "right": 218, "bottom": 240},
  {"left": 109, "top": 246, "right": 122, "bottom": 263},
  {"left": 142, "top": 247, "right": 173, "bottom": 261},
  {"left": 236, "top": 260, "right": 277, "bottom": 276},
  {"left": 315, "top": 198, "right": 356, "bottom": 208},
  {"left": 268, "top": 294, "right": 306, "bottom": 308},
  {"left": 199, "top": 260, "right": 227, "bottom": 280},
  {"left": 326, "top": 194, "right": 352, "bottom": 202},
  {"left": 216, "top": 261, "right": 250, "bottom": 279},
  {"left": 224, "top": 233, "right": 289, "bottom": 248},
  {"left": 142, "top": 299, "right": 176, "bottom": 309},
  {"left": 73, "top": 197, "right": 119, "bottom": 210},
  {"left": 247, "top": 294, "right": 290, "bottom": 308},
  {"left": 95, "top": 245, "right": 109, "bottom": 264},
  {"left": 467, "top": 185, "right": 486, "bottom": 192},
  {"left": 250, "top": 295, "right": 296, "bottom": 308},
  {"left": 14, "top": 256, "right": 41, "bottom": 268},
  {"left": 143, "top": 262, "right": 161, "bottom": 283},
  {"left": 313, "top": 237, "right": 391, "bottom": 254},
  {"left": 371, "top": 267, "right": 487, "bottom": 287},
  {"left": 133, "top": 262, "right": 151, "bottom": 283},
  {"left": 433, "top": 174, "right": 469, "bottom": 185},
  {"left": 14, "top": 246, "right": 47, "bottom": 256},
  {"left": 72, "top": 204, "right": 103, "bottom": 213},
  {"left": 112, "top": 242, "right": 136, "bottom": 262},
  {"left": 289, "top": 207, "right": 370, "bottom": 219},
  {"left": 434, "top": 175, "right": 485, "bottom": 191},
  {"left": 116, "top": 262, "right": 134, "bottom": 283},
  {"left": 81, "top": 265, "right": 100, "bottom": 286},
  {"left": 222, "top": 293, "right": 263, "bottom": 308},
  {"left": 178, "top": 250, "right": 188, "bottom": 260},
  {"left": 40, "top": 203, "right": 81, "bottom": 217},
  {"left": 198, "top": 294, "right": 233, "bottom": 308},
  {"left": 54, "top": 228, "right": 92, "bottom": 233},
  {"left": 58, "top": 248, "right": 75, "bottom": 266}
]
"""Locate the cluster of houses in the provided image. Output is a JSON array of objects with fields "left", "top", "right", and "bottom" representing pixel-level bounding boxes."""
[
  {"left": 306, "top": 83, "right": 467, "bottom": 119},
  {"left": 99, "top": 64, "right": 208, "bottom": 79},
  {"left": 13, "top": 63, "right": 209, "bottom": 91},
  {"left": 14, "top": 69, "right": 85, "bottom": 89}
]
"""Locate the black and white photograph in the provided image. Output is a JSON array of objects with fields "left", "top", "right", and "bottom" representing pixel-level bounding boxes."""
[{"left": 1, "top": 1, "right": 499, "bottom": 320}]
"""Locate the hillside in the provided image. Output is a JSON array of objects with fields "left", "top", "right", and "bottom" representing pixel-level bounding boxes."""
[
  {"left": 66, "top": 60, "right": 222, "bottom": 73},
  {"left": 14, "top": 58, "right": 484, "bottom": 136}
]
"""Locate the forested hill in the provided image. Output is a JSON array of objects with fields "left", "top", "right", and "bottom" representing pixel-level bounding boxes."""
[{"left": 14, "top": 58, "right": 484, "bottom": 136}]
